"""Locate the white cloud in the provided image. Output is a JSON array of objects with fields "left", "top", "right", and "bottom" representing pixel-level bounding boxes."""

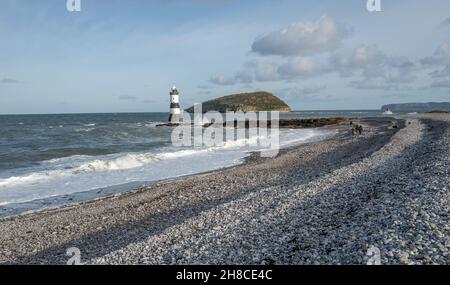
[
  {"left": 283, "top": 85, "right": 326, "bottom": 96},
  {"left": 209, "top": 43, "right": 417, "bottom": 91},
  {"left": 421, "top": 42, "right": 450, "bottom": 89},
  {"left": 209, "top": 75, "right": 238, "bottom": 85},
  {"left": 209, "top": 72, "right": 252, "bottom": 86},
  {"left": 197, "top": 90, "right": 213, "bottom": 95},
  {"left": 0, "top": 78, "right": 19, "bottom": 84},
  {"left": 440, "top": 17, "right": 450, "bottom": 28},
  {"left": 197, "top": 85, "right": 214, "bottom": 90},
  {"left": 234, "top": 71, "right": 253, "bottom": 84},
  {"left": 384, "top": 56, "right": 416, "bottom": 83},
  {"left": 278, "top": 86, "right": 329, "bottom": 103},
  {"left": 119, "top": 95, "right": 137, "bottom": 100},
  {"left": 430, "top": 66, "right": 450, "bottom": 78},
  {"left": 431, "top": 76, "right": 450, "bottom": 88},
  {"left": 209, "top": 61, "right": 278, "bottom": 86},
  {"left": 421, "top": 42, "right": 450, "bottom": 66},
  {"left": 328, "top": 45, "right": 417, "bottom": 89},
  {"left": 349, "top": 80, "right": 397, "bottom": 90},
  {"left": 278, "top": 57, "right": 327, "bottom": 78},
  {"left": 244, "top": 61, "right": 278, "bottom": 82},
  {"left": 251, "top": 16, "right": 350, "bottom": 56},
  {"left": 330, "top": 45, "right": 385, "bottom": 77}
]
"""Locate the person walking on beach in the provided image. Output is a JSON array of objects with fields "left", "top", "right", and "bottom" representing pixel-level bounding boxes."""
[{"left": 352, "top": 124, "right": 363, "bottom": 136}]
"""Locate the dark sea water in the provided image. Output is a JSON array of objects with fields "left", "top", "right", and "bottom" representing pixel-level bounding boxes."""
[
  {"left": 0, "top": 110, "right": 382, "bottom": 213},
  {"left": 0, "top": 113, "right": 170, "bottom": 171}
]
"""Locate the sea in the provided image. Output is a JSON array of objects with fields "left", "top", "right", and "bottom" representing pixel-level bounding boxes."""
[{"left": 0, "top": 110, "right": 383, "bottom": 217}]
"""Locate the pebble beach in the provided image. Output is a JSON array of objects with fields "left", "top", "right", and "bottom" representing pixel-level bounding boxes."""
[{"left": 0, "top": 114, "right": 449, "bottom": 265}]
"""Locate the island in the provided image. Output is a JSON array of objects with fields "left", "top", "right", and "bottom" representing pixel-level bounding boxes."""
[
  {"left": 185, "top": 91, "right": 292, "bottom": 113},
  {"left": 381, "top": 102, "right": 450, "bottom": 113}
]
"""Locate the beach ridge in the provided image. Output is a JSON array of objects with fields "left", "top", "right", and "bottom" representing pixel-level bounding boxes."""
[{"left": 1, "top": 115, "right": 449, "bottom": 265}]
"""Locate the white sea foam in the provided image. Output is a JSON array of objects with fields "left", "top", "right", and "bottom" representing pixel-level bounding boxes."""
[
  {"left": 74, "top": 153, "right": 160, "bottom": 173},
  {"left": 0, "top": 173, "right": 53, "bottom": 188},
  {"left": 145, "top": 122, "right": 166, "bottom": 128},
  {"left": 0, "top": 128, "right": 335, "bottom": 207},
  {"left": 75, "top": 127, "right": 95, "bottom": 132}
]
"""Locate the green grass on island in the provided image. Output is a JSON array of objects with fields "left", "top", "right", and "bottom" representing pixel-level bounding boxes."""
[{"left": 185, "top": 91, "right": 292, "bottom": 113}]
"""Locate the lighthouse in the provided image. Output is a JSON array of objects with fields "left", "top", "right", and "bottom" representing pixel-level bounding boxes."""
[{"left": 168, "top": 85, "right": 181, "bottom": 123}]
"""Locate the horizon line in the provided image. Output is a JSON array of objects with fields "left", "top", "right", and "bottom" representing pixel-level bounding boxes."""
[{"left": 0, "top": 109, "right": 382, "bottom": 116}]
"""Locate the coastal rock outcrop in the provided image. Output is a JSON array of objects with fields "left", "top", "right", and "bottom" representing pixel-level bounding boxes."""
[{"left": 185, "top": 92, "right": 292, "bottom": 113}]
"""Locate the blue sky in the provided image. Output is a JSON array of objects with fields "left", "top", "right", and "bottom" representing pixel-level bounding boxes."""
[{"left": 0, "top": 0, "right": 450, "bottom": 114}]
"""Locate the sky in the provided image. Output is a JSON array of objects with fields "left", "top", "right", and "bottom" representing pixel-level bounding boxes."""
[{"left": 0, "top": 0, "right": 450, "bottom": 114}]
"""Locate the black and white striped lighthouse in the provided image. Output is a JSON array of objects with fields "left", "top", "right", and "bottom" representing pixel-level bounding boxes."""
[{"left": 168, "top": 85, "right": 181, "bottom": 123}]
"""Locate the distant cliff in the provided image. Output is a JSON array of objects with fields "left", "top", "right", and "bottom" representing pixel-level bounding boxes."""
[
  {"left": 381, "top": 102, "right": 450, "bottom": 112},
  {"left": 186, "top": 92, "right": 292, "bottom": 113}
]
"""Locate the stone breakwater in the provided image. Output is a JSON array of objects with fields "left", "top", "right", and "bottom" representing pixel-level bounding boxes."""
[
  {"left": 0, "top": 116, "right": 449, "bottom": 265},
  {"left": 158, "top": 117, "right": 352, "bottom": 128}
]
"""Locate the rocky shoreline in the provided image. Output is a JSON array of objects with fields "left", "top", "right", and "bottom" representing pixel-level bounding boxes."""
[
  {"left": 0, "top": 115, "right": 448, "bottom": 265},
  {"left": 158, "top": 117, "right": 352, "bottom": 129}
]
